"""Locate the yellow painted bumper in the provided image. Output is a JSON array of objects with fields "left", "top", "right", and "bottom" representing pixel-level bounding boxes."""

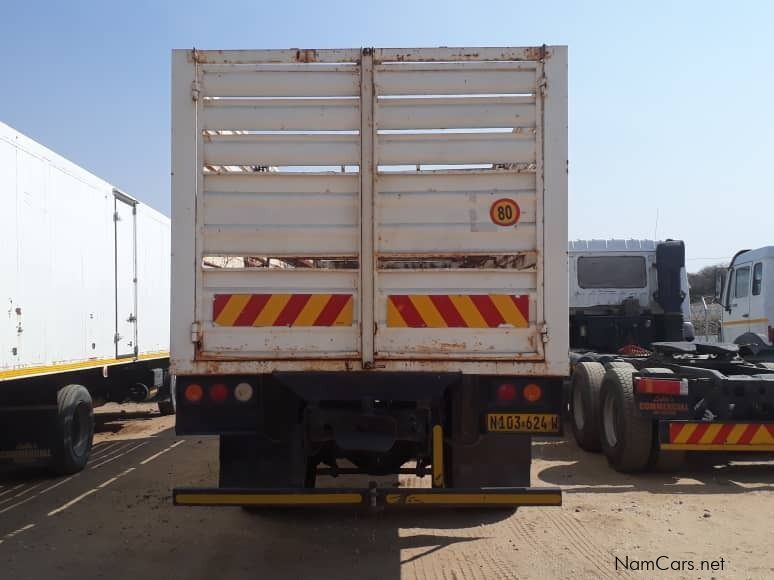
[{"left": 173, "top": 487, "right": 562, "bottom": 509}]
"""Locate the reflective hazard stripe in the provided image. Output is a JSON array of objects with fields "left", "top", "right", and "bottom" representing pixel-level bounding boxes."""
[
  {"left": 387, "top": 294, "right": 529, "bottom": 328},
  {"left": 213, "top": 294, "right": 354, "bottom": 327}
]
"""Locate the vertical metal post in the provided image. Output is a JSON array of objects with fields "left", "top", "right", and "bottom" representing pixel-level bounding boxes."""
[{"left": 359, "top": 48, "right": 375, "bottom": 368}]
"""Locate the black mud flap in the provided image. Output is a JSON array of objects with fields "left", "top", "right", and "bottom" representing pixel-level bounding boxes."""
[{"left": 173, "top": 486, "right": 562, "bottom": 510}]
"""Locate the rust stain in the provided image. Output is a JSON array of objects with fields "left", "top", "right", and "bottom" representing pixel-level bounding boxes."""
[{"left": 294, "top": 49, "right": 319, "bottom": 63}]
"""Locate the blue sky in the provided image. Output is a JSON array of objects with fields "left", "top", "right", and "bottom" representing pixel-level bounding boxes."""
[{"left": 1, "top": 0, "right": 772, "bottom": 271}]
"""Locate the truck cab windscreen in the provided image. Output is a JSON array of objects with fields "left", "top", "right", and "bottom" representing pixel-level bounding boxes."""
[{"left": 577, "top": 256, "right": 647, "bottom": 289}]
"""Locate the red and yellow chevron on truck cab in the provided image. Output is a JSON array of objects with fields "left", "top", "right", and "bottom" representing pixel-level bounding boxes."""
[
  {"left": 387, "top": 294, "right": 529, "bottom": 328},
  {"left": 662, "top": 422, "right": 774, "bottom": 451},
  {"left": 213, "top": 294, "right": 353, "bottom": 327}
]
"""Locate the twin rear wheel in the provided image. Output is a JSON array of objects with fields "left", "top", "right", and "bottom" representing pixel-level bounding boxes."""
[{"left": 570, "top": 362, "right": 684, "bottom": 472}]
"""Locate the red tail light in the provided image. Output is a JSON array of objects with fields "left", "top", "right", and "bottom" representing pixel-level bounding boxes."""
[
  {"left": 209, "top": 383, "right": 229, "bottom": 403},
  {"left": 184, "top": 384, "right": 204, "bottom": 403},
  {"left": 523, "top": 383, "right": 542, "bottom": 402},
  {"left": 635, "top": 377, "right": 688, "bottom": 396},
  {"left": 497, "top": 383, "right": 518, "bottom": 402}
]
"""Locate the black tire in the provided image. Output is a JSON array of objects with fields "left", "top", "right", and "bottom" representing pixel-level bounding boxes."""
[
  {"left": 636, "top": 368, "right": 685, "bottom": 471},
  {"left": 599, "top": 365, "right": 653, "bottom": 473},
  {"left": 570, "top": 362, "right": 606, "bottom": 451},
  {"left": 51, "top": 385, "right": 94, "bottom": 475}
]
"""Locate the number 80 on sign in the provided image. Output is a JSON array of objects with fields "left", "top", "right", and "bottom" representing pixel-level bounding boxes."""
[{"left": 489, "top": 198, "right": 521, "bottom": 227}]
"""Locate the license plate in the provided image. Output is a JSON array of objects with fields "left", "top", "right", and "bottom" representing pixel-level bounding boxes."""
[{"left": 486, "top": 413, "right": 560, "bottom": 433}]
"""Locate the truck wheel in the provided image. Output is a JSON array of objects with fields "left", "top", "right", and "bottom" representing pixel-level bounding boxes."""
[
  {"left": 599, "top": 365, "right": 652, "bottom": 472},
  {"left": 636, "top": 369, "right": 685, "bottom": 471},
  {"left": 570, "top": 362, "right": 606, "bottom": 451},
  {"left": 51, "top": 385, "right": 94, "bottom": 475}
]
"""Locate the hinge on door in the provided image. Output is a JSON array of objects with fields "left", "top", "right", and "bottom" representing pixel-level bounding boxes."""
[
  {"left": 114, "top": 333, "right": 121, "bottom": 344},
  {"left": 191, "top": 80, "right": 201, "bottom": 102},
  {"left": 191, "top": 321, "right": 202, "bottom": 343},
  {"left": 113, "top": 211, "right": 120, "bottom": 222},
  {"left": 540, "top": 325, "right": 550, "bottom": 343},
  {"left": 538, "top": 76, "right": 548, "bottom": 97}
]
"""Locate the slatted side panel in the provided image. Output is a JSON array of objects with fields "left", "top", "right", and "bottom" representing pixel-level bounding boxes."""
[
  {"left": 373, "top": 60, "right": 544, "bottom": 359},
  {"left": 197, "top": 61, "right": 362, "bottom": 359}
]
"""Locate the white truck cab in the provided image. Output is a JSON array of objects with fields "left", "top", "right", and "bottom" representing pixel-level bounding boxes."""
[
  {"left": 719, "top": 246, "right": 774, "bottom": 347},
  {"left": 568, "top": 239, "right": 692, "bottom": 352}
]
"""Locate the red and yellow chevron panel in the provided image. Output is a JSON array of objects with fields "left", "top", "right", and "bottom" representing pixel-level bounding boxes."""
[
  {"left": 213, "top": 294, "right": 353, "bottom": 327},
  {"left": 663, "top": 422, "right": 774, "bottom": 451},
  {"left": 387, "top": 294, "right": 529, "bottom": 328}
]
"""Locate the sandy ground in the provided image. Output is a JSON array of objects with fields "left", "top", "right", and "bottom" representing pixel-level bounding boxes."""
[{"left": 0, "top": 404, "right": 772, "bottom": 580}]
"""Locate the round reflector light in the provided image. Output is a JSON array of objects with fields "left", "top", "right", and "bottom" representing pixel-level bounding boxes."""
[
  {"left": 209, "top": 383, "right": 229, "bottom": 403},
  {"left": 184, "top": 383, "right": 203, "bottom": 403},
  {"left": 497, "top": 383, "right": 518, "bottom": 402},
  {"left": 234, "top": 382, "right": 254, "bottom": 403},
  {"left": 523, "top": 383, "right": 542, "bottom": 402}
]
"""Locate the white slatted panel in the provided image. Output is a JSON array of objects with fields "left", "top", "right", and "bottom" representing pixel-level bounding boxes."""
[
  {"left": 201, "top": 269, "right": 359, "bottom": 358},
  {"left": 201, "top": 64, "right": 359, "bottom": 98},
  {"left": 376, "top": 62, "right": 537, "bottom": 95},
  {"left": 203, "top": 134, "right": 359, "bottom": 167},
  {"left": 196, "top": 57, "right": 363, "bottom": 359},
  {"left": 372, "top": 58, "right": 543, "bottom": 359},
  {"left": 203, "top": 98, "right": 360, "bottom": 131},
  {"left": 377, "top": 96, "right": 535, "bottom": 130}
]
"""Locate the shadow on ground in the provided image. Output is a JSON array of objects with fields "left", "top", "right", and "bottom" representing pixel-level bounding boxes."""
[{"left": 535, "top": 436, "right": 774, "bottom": 495}]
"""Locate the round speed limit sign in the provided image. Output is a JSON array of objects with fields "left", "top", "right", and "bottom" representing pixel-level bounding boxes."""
[{"left": 489, "top": 198, "right": 521, "bottom": 226}]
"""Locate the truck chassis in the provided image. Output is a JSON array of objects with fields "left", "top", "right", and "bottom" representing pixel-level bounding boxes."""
[{"left": 570, "top": 341, "right": 774, "bottom": 472}]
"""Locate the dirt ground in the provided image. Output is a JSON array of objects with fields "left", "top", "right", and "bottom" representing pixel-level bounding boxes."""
[{"left": 0, "top": 404, "right": 772, "bottom": 580}]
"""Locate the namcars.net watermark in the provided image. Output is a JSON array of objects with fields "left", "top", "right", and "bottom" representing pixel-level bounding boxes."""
[{"left": 615, "top": 556, "right": 726, "bottom": 573}]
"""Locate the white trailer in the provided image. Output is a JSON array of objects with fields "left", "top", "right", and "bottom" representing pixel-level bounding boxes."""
[
  {"left": 0, "top": 121, "right": 171, "bottom": 474},
  {"left": 171, "top": 46, "right": 568, "bottom": 510}
]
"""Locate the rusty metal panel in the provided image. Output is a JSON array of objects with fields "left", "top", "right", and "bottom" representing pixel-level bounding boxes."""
[
  {"left": 172, "top": 47, "right": 568, "bottom": 375},
  {"left": 200, "top": 64, "right": 359, "bottom": 98},
  {"left": 199, "top": 269, "right": 359, "bottom": 359},
  {"left": 202, "top": 98, "right": 359, "bottom": 132},
  {"left": 376, "top": 62, "right": 537, "bottom": 96}
]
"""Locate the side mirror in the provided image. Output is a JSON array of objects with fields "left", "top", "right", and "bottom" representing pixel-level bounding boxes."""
[{"left": 715, "top": 269, "right": 726, "bottom": 303}]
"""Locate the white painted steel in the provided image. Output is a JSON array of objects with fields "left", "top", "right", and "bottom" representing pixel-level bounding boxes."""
[
  {"left": 378, "top": 132, "right": 536, "bottom": 166},
  {"left": 377, "top": 96, "right": 536, "bottom": 130},
  {"left": 202, "top": 98, "right": 360, "bottom": 132},
  {"left": 0, "top": 122, "right": 170, "bottom": 379},
  {"left": 203, "top": 133, "right": 359, "bottom": 167},
  {"left": 720, "top": 246, "right": 774, "bottom": 343},
  {"left": 201, "top": 65, "right": 359, "bottom": 98},
  {"left": 359, "top": 50, "right": 376, "bottom": 367},
  {"left": 171, "top": 46, "right": 568, "bottom": 376}
]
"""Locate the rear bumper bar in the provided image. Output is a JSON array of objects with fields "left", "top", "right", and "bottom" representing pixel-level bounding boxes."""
[
  {"left": 659, "top": 421, "right": 774, "bottom": 451},
  {"left": 173, "top": 486, "right": 562, "bottom": 509}
]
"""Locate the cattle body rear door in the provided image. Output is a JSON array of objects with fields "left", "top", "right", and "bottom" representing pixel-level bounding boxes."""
[
  {"left": 370, "top": 51, "right": 545, "bottom": 361},
  {"left": 194, "top": 51, "right": 363, "bottom": 360},
  {"left": 183, "top": 48, "right": 561, "bottom": 366}
]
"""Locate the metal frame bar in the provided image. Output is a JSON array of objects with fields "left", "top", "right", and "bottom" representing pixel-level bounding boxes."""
[
  {"left": 359, "top": 49, "right": 376, "bottom": 367},
  {"left": 173, "top": 486, "right": 562, "bottom": 509}
]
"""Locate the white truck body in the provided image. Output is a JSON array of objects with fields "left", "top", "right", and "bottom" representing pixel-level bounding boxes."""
[
  {"left": 720, "top": 246, "right": 774, "bottom": 344},
  {"left": 0, "top": 121, "right": 170, "bottom": 380},
  {"left": 171, "top": 46, "right": 568, "bottom": 377}
]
